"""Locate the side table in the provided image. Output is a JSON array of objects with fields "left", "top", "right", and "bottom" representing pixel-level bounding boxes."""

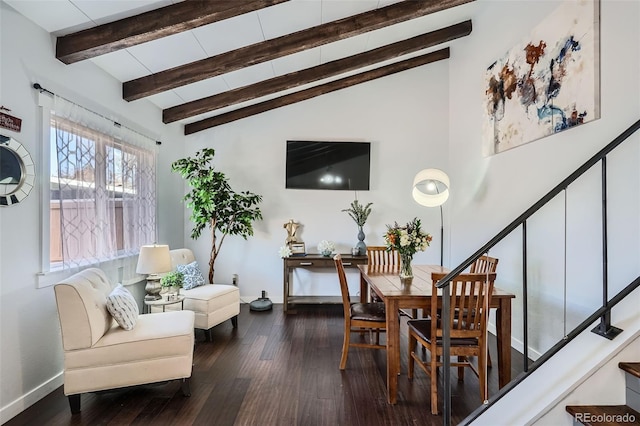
[{"left": 144, "top": 294, "right": 185, "bottom": 314}]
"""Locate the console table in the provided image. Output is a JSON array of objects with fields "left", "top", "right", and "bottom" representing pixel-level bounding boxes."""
[{"left": 283, "top": 254, "right": 367, "bottom": 313}]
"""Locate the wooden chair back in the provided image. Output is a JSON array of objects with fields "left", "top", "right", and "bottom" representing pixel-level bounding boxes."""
[
  {"left": 431, "top": 272, "right": 496, "bottom": 341},
  {"left": 334, "top": 254, "right": 352, "bottom": 319},
  {"left": 469, "top": 255, "right": 499, "bottom": 274},
  {"left": 366, "top": 246, "right": 399, "bottom": 268}
]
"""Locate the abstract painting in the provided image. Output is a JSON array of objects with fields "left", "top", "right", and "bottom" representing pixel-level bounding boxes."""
[{"left": 483, "top": 0, "right": 600, "bottom": 155}]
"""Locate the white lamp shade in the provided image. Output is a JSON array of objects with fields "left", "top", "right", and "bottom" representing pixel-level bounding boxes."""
[
  {"left": 412, "top": 168, "right": 450, "bottom": 207},
  {"left": 136, "top": 244, "right": 172, "bottom": 275}
]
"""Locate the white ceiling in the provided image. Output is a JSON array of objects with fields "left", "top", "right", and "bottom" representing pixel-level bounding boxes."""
[{"left": 5, "top": 0, "right": 476, "bottom": 127}]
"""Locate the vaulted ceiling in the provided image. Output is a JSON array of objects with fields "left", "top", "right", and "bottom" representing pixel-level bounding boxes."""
[{"left": 6, "top": 0, "right": 476, "bottom": 135}]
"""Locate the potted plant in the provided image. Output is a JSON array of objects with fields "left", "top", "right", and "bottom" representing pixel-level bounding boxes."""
[
  {"left": 342, "top": 199, "right": 373, "bottom": 255},
  {"left": 172, "top": 148, "right": 263, "bottom": 283},
  {"left": 160, "top": 271, "right": 184, "bottom": 295}
]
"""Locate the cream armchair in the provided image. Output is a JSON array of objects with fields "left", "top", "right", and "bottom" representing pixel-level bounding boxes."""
[
  {"left": 161, "top": 248, "right": 240, "bottom": 341},
  {"left": 54, "top": 268, "right": 195, "bottom": 414}
]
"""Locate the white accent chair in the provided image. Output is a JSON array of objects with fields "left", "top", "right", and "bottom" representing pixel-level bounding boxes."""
[
  {"left": 54, "top": 268, "right": 195, "bottom": 414},
  {"left": 161, "top": 248, "right": 240, "bottom": 341}
]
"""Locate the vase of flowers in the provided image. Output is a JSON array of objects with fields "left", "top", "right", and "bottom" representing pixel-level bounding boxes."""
[
  {"left": 342, "top": 199, "right": 373, "bottom": 255},
  {"left": 317, "top": 240, "right": 335, "bottom": 257},
  {"left": 384, "top": 218, "right": 432, "bottom": 280}
]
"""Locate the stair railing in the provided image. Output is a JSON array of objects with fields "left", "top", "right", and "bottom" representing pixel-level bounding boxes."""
[{"left": 437, "top": 118, "right": 640, "bottom": 425}]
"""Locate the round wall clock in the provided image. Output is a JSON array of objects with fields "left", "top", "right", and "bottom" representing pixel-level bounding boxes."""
[{"left": 0, "top": 135, "right": 35, "bottom": 206}]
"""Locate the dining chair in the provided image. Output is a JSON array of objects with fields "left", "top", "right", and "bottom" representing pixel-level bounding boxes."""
[
  {"left": 407, "top": 272, "right": 496, "bottom": 415},
  {"left": 366, "top": 245, "right": 396, "bottom": 302},
  {"left": 470, "top": 254, "right": 499, "bottom": 274},
  {"left": 469, "top": 254, "right": 499, "bottom": 366},
  {"left": 435, "top": 255, "right": 500, "bottom": 361},
  {"left": 366, "top": 245, "right": 400, "bottom": 270},
  {"left": 365, "top": 245, "right": 419, "bottom": 318},
  {"left": 334, "top": 254, "right": 387, "bottom": 370}
]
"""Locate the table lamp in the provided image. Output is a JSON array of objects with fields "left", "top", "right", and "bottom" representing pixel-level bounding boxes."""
[
  {"left": 412, "top": 168, "right": 450, "bottom": 266},
  {"left": 136, "top": 244, "right": 172, "bottom": 300}
]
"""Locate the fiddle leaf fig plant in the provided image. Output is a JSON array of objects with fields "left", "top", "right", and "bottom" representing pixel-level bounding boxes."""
[{"left": 171, "top": 148, "right": 263, "bottom": 283}]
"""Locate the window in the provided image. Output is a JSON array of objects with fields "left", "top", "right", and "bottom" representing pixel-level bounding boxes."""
[{"left": 47, "top": 96, "right": 157, "bottom": 271}]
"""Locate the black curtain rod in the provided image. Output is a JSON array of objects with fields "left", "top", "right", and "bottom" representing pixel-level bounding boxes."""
[
  {"left": 32, "top": 83, "right": 54, "bottom": 96},
  {"left": 32, "top": 82, "right": 162, "bottom": 146}
]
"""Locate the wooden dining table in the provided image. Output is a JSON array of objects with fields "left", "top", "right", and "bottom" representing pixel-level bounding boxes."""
[{"left": 358, "top": 264, "right": 516, "bottom": 404}]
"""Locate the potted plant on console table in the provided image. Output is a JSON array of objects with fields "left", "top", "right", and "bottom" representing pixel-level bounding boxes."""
[{"left": 172, "top": 148, "right": 263, "bottom": 283}]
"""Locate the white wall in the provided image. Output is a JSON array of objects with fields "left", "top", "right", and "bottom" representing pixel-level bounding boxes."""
[
  {"left": 0, "top": 2, "right": 186, "bottom": 422},
  {"left": 448, "top": 0, "right": 640, "bottom": 359},
  {"left": 183, "top": 60, "right": 451, "bottom": 301},
  {"left": 450, "top": 0, "right": 640, "bottom": 422}
]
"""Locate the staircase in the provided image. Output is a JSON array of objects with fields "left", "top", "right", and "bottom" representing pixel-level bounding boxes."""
[
  {"left": 566, "top": 362, "right": 640, "bottom": 425},
  {"left": 444, "top": 119, "right": 640, "bottom": 426}
]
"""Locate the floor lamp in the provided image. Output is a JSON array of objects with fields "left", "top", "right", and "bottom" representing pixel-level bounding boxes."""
[{"left": 412, "top": 168, "right": 450, "bottom": 266}]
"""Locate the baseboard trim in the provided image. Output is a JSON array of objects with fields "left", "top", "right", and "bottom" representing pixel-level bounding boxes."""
[
  {"left": 0, "top": 372, "right": 63, "bottom": 424},
  {"left": 487, "top": 322, "right": 543, "bottom": 361}
]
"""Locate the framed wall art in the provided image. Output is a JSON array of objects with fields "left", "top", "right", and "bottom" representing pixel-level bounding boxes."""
[{"left": 483, "top": 0, "right": 601, "bottom": 155}]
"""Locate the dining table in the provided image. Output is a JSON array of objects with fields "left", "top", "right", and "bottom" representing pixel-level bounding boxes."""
[{"left": 358, "top": 264, "right": 516, "bottom": 404}]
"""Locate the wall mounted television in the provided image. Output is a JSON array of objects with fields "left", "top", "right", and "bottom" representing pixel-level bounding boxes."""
[{"left": 285, "top": 140, "right": 371, "bottom": 190}]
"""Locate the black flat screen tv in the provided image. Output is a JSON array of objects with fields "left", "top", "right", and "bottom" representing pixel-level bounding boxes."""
[{"left": 285, "top": 140, "right": 370, "bottom": 190}]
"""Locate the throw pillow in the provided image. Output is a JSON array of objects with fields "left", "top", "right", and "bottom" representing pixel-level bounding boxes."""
[
  {"left": 176, "top": 261, "right": 206, "bottom": 290},
  {"left": 106, "top": 284, "right": 139, "bottom": 330}
]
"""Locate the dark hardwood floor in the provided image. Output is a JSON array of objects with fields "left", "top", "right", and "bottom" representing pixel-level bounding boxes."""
[{"left": 7, "top": 304, "right": 526, "bottom": 426}]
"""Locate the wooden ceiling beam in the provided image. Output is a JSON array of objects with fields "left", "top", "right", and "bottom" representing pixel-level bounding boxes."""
[
  {"left": 163, "top": 21, "right": 472, "bottom": 123},
  {"left": 184, "top": 47, "right": 450, "bottom": 135},
  {"left": 124, "top": 0, "right": 474, "bottom": 101},
  {"left": 56, "top": 0, "right": 289, "bottom": 64}
]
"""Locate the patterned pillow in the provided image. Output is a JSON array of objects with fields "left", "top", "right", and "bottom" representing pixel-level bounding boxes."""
[
  {"left": 106, "top": 284, "right": 139, "bottom": 330},
  {"left": 176, "top": 261, "right": 206, "bottom": 290}
]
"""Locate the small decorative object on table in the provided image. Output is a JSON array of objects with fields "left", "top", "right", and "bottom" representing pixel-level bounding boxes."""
[
  {"left": 384, "top": 218, "right": 432, "bottom": 281},
  {"left": 317, "top": 240, "right": 335, "bottom": 257},
  {"left": 279, "top": 245, "right": 292, "bottom": 258},
  {"left": 290, "top": 242, "right": 306, "bottom": 256},
  {"left": 284, "top": 219, "right": 301, "bottom": 245},
  {"left": 342, "top": 199, "right": 373, "bottom": 255},
  {"left": 160, "top": 270, "right": 184, "bottom": 299}
]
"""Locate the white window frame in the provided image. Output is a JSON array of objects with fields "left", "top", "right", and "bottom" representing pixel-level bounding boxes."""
[{"left": 36, "top": 91, "right": 158, "bottom": 288}]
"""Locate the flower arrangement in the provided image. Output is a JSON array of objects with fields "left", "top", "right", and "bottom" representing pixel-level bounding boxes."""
[
  {"left": 317, "top": 240, "right": 335, "bottom": 256},
  {"left": 384, "top": 218, "right": 432, "bottom": 278},
  {"left": 278, "top": 245, "right": 292, "bottom": 258},
  {"left": 342, "top": 199, "right": 373, "bottom": 227}
]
